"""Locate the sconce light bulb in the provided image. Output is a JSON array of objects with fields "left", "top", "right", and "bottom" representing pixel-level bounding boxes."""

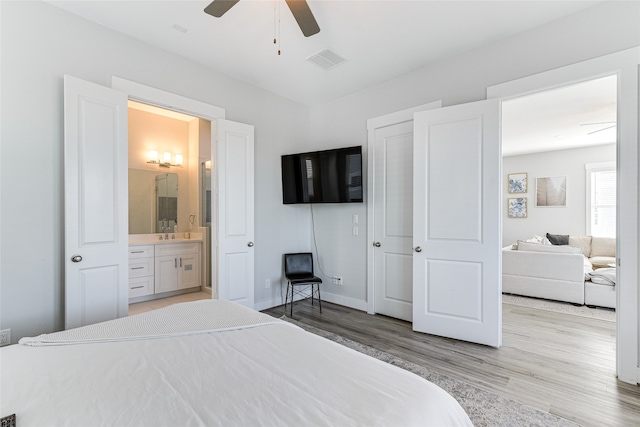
[
  {"left": 163, "top": 152, "right": 172, "bottom": 164},
  {"left": 148, "top": 150, "right": 158, "bottom": 162},
  {"left": 175, "top": 154, "right": 183, "bottom": 166}
]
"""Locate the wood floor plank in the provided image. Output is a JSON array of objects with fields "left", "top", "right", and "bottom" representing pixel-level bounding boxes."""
[{"left": 263, "top": 299, "right": 640, "bottom": 427}]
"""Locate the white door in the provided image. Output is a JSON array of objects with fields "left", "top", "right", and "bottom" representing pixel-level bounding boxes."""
[
  {"left": 412, "top": 99, "right": 502, "bottom": 347},
  {"left": 215, "top": 120, "right": 255, "bottom": 308},
  {"left": 64, "top": 75, "right": 129, "bottom": 329},
  {"left": 373, "top": 121, "right": 414, "bottom": 321}
]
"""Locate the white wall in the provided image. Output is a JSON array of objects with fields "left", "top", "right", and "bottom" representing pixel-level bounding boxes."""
[
  {"left": 308, "top": 1, "right": 639, "bottom": 307},
  {"left": 502, "top": 143, "right": 616, "bottom": 247},
  {"left": 0, "top": 1, "right": 310, "bottom": 341}
]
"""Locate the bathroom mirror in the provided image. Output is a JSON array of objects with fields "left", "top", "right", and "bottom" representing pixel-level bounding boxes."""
[{"left": 129, "top": 169, "right": 178, "bottom": 234}]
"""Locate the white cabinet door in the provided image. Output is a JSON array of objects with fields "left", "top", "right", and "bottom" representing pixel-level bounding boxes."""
[
  {"left": 178, "top": 253, "right": 200, "bottom": 289},
  {"left": 155, "top": 255, "right": 179, "bottom": 293},
  {"left": 412, "top": 99, "right": 502, "bottom": 348},
  {"left": 64, "top": 75, "right": 128, "bottom": 329},
  {"left": 215, "top": 120, "right": 255, "bottom": 308}
]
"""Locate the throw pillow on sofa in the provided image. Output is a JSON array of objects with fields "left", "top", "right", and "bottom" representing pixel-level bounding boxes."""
[
  {"left": 590, "top": 236, "right": 616, "bottom": 268},
  {"left": 569, "top": 236, "right": 592, "bottom": 258},
  {"left": 546, "top": 233, "right": 569, "bottom": 245}
]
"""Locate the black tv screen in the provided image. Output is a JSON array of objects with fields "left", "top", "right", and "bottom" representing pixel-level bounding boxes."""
[{"left": 282, "top": 146, "right": 363, "bottom": 204}]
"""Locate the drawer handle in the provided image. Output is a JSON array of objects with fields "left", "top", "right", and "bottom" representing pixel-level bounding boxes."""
[
  {"left": 131, "top": 286, "right": 144, "bottom": 290},
  {"left": 131, "top": 250, "right": 144, "bottom": 254},
  {"left": 131, "top": 267, "right": 145, "bottom": 270}
]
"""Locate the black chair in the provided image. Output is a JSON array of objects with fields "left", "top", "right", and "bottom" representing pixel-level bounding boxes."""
[{"left": 284, "top": 253, "right": 322, "bottom": 317}]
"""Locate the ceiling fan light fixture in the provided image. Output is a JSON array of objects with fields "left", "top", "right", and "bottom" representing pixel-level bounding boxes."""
[{"left": 307, "top": 49, "right": 347, "bottom": 71}]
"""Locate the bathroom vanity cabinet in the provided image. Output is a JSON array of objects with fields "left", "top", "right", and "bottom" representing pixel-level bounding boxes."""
[
  {"left": 154, "top": 243, "right": 201, "bottom": 293},
  {"left": 128, "top": 239, "right": 201, "bottom": 301}
]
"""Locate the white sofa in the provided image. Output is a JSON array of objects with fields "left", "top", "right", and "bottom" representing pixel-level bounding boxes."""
[{"left": 502, "top": 236, "right": 616, "bottom": 309}]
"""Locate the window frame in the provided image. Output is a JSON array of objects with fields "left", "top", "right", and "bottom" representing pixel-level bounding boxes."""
[{"left": 585, "top": 161, "right": 616, "bottom": 237}]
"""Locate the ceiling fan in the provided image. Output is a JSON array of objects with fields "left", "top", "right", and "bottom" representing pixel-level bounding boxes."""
[{"left": 204, "top": 0, "right": 321, "bottom": 37}]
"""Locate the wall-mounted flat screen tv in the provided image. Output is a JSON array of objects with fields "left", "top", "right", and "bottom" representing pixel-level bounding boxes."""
[{"left": 282, "top": 146, "right": 363, "bottom": 204}]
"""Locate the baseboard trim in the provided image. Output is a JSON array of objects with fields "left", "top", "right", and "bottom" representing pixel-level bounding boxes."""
[
  {"left": 254, "top": 292, "right": 367, "bottom": 312},
  {"left": 320, "top": 292, "right": 368, "bottom": 311}
]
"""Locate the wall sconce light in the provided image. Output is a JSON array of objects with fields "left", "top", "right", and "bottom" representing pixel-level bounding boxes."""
[{"left": 147, "top": 150, "right": 183, "bottom": 168}]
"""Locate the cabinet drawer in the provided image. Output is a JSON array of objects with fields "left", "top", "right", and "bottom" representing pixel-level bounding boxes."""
[
  {"left": 129, "top": 276, "right": 154, "bottom": 298},
  {"left": 129, "top": 245, "right": 154, "bottom": 259},
  {"left": 129, "top": 257, "right": 154, "bottom": 278},
  {"left": 155, "top": 242, "right": 200, "bottom": 257}
]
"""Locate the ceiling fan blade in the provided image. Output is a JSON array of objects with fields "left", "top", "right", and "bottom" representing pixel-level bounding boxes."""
[
  {"left": 587, "top": 125, "right": 616, "bottom": 135},
  {"left": 204, "top": 0, "right": 240, "bottom": 18},
  {"left": 285, "top": 0, "right": 320, "bottom": 37}
]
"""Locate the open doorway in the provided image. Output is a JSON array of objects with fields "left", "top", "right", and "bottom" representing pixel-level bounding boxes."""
[
  {"left": 501, "top": 75, "right": 617, "bottom": 310},
  {"left": 127, "top": 101, "right": 214, "bottom": 303}
]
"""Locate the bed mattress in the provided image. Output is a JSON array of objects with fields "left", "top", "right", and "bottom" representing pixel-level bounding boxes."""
[{"left": 1, "top": 300, "right": 472, "bottom": 426}]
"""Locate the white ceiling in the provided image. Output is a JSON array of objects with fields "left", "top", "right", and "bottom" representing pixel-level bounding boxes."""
[
  {"left": 503, "top": 75, "right": 617, "bottom": 156},
  {"left": 47, "top": 0, "right": 604, "bottom": 107},
  {"left": 48, "top": 0, "right": 616, "bottom": 155}
]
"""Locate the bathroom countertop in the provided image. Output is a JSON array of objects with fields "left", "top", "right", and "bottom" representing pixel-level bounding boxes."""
[{"left": 129, "top": 233, "right": 204, "bottom": 246}]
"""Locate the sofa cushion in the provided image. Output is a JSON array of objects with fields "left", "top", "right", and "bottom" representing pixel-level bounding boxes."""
[
  {"left": 517, "top": 241, "right": 583, "bottom": 254},
  {"left": 569, "top": 236, "right": 592, "bottom": 257},
  {"left": 590, "top": 256, "right": 616, "bottom": 269},
  {"left": 546, "top": 233, "right": 569, "bottom": 245},
  {"left": 591, "top": 237, "right": 615, "bottom": 257}
]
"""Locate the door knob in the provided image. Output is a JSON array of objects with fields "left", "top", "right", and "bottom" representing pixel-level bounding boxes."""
[
  {"left": 71, "top": 255, "right": 83, "bottom": 263},
  {"left": 414, "top": 246, "right": 422, "bottom": 253},
  {"left": 373, "top": 242, "right": 381, "bottom": 247},
  {"left": 248, "top": 242, "right": 254, "bottom": 247}
]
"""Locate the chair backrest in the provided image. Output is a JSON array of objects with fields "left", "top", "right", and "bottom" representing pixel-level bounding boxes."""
[{"left": 284, "top": 253, "right": 314, "bottom": 278}]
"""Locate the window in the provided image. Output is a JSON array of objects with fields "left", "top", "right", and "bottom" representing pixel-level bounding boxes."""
[{"left": 586, "top": 162, "right": 616, "bottom": 237}]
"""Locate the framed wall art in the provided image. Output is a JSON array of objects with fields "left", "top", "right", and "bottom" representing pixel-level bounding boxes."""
[
  {"left": 536, "top": 176, "right": 567, "bottom": 207},
  {"left": 508, "top": 197, "right": 528, "bottom": 218},
  {"left": 508, "top": 172, "right": 527, "bottom": 193}
]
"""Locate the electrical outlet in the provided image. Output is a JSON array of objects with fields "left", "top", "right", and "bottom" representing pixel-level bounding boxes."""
[
  {"left": 332, "top": 276, "right": 343, "bottom": 286},
  {"left": 265, "top": 279, "right": 271, "bottom": 289},
  {"left": 0, "top": 329, "right": 11, "bottom": 347},
  {"left": 337, "top": 276, "right": 343, "bottom": 286}
]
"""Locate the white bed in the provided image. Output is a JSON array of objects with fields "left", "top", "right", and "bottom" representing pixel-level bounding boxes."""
[{"left": 1, "top": 300, "right": 472, "bottom": 426}]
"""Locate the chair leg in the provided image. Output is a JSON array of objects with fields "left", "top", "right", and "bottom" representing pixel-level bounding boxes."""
[
  {"left": 316, "top": 284, "right": 322, "bottom": 313},
  {"left": 290, "top": 286, "right": 294, "bottom": 317},
  {"left": 284, "top": 282, "right": 290, "bottom": 315}
]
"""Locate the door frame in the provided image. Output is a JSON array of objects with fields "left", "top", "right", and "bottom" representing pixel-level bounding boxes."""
[
  {"left": 111, "top": 77, "right": 227, "bottom": 298},
  {"left": 487, "top": 47, "right": 640, "bottom": 384},
  {"left": 366, "top": 101, "right": 442, "bottom": 315}
]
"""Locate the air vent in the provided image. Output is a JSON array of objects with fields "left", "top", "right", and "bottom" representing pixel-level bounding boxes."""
[{"left": 307, "top": 48, "right": 347, "bottom": 71}]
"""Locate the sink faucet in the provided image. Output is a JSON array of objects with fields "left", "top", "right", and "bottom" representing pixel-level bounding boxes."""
[{"left": 164, "top": 233, "right": 169, "bottom": 240}]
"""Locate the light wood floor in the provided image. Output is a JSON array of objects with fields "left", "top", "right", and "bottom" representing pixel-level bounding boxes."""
[
  {"left": 128, "top": 290, "right": 212, "bottom": 315},
  {"left": 263, "top": 299, "right": 640, "bottom": 427}
]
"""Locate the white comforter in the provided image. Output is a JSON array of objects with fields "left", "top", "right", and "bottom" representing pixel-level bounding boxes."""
[{"left": 1, "top": 300, "right": 472, "bottom": 426}]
